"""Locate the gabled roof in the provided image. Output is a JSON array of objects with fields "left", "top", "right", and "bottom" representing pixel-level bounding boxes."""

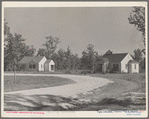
[
  {"left": 19, "top": 56, "right": 45, "bottom": 64},
  {"left": 129, "top": 60, "right": 139, "bottom": 64},
  {"left": 45, "top": 59, "right": 52, "bottom": 64},
  {"left": 103, "top": 53, "right": 128, "bottom": 63}
]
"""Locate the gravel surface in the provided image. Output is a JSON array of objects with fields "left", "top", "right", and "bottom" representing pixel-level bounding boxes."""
[{"left": 4, "top": 73, "right": 113, "bottom": 98}]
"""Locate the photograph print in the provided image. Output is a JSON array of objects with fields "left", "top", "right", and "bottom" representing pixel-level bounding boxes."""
[{"left": 2, "top": 2, "right": 148, "bottom": 118}]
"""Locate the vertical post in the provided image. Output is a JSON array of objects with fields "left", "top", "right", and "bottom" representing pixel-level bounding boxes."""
[
  {"left": 14, "top": 58, "right": 17, "bottom": 83},
  {"left": 14, "top": 66, "right": 16, "bottom": 83}
]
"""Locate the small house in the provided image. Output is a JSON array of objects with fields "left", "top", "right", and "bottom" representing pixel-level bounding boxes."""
[
  {"left": 44, "top": 60, "right": 55, "bottom": 72},
  {"left": 18, "top": 56, "right": 55, "bottom": 72},
  {"left": 98, "top": 53, "right": 139, "bottom": 73},
  {"left": 128, "top": 60, "right": 139, "bottom": 73}
]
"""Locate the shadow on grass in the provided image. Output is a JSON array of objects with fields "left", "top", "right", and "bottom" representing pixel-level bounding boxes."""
[
  {"left": 97, "top": 98, "right": 132, "bottom": 107},
  {"left": 4, "top": 94, "right": 146, "bottom": 111},
  {"left": 77, "top": 98, "right": 146, "bottom": 111},
  {"left": 4, "top": 94, "right": 80, "bottom": 111}
]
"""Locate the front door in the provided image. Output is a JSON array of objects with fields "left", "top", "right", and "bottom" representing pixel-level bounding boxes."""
[
  {"left": 113, "top": 64, "right": 119, "bottom": 71},
  {"left": 20, "top": 64, "right": 26, "bottom": 70},
  {"left": 97, "top": 64, "right": 102, "bottom": 72},
  {"left": 128, "top": 63, "right": 132, "bottom": 73},
  {"left": 51, "top": 65, "right": 54, "bottom": 71}
]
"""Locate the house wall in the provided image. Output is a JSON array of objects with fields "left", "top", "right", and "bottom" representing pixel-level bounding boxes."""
[
  {"left": 128, "top": 63, "right": 132, "bottom": 73},
  {"left": 38, "top": 57, "right": 47, "bottom": 71},
  {"left": 102, "top": 62, "right": 109, "bottom": 73},
  {"left": 19, "top": 64, "right": 26, "bottom": 71},
  {"left": 28, "top": 60, "right": 38, "bottom": 71},
  {"left": 108, "top": 62, "right": 121, "bottom": 72},
  {"left": 49, "top": 64, "right": 52, "bottom": 72},
  {"left": 121, "top": 54, "right": 133, "bottom": 73},
  {"left": 44, "top": 60, "right": 55, "bottom": 72},
  {"left": 131, "top": 63, "right": 139, "bottom": 73},
  {"left": 45, "top": 64, "right": 49, "bottom": 72},
  {"left": 49, "top": 60, "right": 55, "bottom": 72}
]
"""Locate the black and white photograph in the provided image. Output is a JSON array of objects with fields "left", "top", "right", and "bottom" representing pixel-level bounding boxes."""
[{"left": 1, "top": 2, "right": 148, "bottom": 117}]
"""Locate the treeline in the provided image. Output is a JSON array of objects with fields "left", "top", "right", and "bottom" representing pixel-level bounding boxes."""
[
  {"left": 4, "top": 20, "right": 102, "bottom": 72},
  {"left": 4, "top": 20, "right": 145, "bottom": 72},
  {"left": 37, "top": 44, "right": 101, "bottom": 72},
  {"left": 4, "top": 20, "right": 36, "bottom": 71}
]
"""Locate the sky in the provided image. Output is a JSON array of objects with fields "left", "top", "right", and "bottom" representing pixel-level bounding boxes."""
[{"left": 4, "top": 7, "right": 144, "bottom": 57}]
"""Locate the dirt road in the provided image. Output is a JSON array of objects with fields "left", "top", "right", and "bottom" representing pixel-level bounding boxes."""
[{"left": 4, "top": 73, "right": 113, "bottom": 98}]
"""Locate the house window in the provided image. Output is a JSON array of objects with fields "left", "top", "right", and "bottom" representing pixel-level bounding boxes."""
[
  {"left": 134, "top": 64, "right": 136, "bottom": 69},
  {"left": 125, "top": 64, "right": 128, "bottom": 69},
  {"left": 29, "top": 64, "right": 36, "bottom": 69},
  {"left": 29, "top": 65, "right": 32, "bottom": 68},
  {"left": 33, "top": 65, "right": 36, "bottom": 68}
]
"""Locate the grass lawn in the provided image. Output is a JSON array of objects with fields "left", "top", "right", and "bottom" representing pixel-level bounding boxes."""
[
  {"left": 4, "top": 76, "right": 75, "bottom": 92},
  {"left": 4, "top": 70, "right": 63, "bottom": 74},
  {"left": 89, "top": 73, "right": 146, "bottom": 93},
  {"left": 75, "top": 73, "right": 146, "bottom": 111},
  {"left": 4, "top": 72, "right": 146, "bottom": 111}
]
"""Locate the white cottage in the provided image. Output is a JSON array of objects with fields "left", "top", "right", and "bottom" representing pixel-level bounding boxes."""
[
  {"left": 98, "top": 53, "right": 139, "bottom": 73},
  {"left": 44, "top": 60, "right": 55, "bottom": 72},
  {"left": 19, "top": 56, "right": 55, "bottom": 72},
  {"left": 128, "top": 60, "right": 139, "bottom": 73}
]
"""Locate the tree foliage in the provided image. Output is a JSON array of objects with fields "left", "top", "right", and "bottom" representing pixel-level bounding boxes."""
[
  {"left": 43, "top": 36, "right": 60, "bottom": 59},
  {"left": 132, "top": 48, "right": 143, "bottom": 62},
  {"left": 50, "top": 46, "right": 80, "bottom": 71},
  {"left": 132, "top": 48, "right": 145, "bottom": 70},
  {"left": 128, "top": 7, "right": 145, "bottom": 54},
  {"left": 37, "top": 48, "right": 48, "bottom": 57},
  {"left": 81, "top": 44, "right": 100, "bottom": 72},
  {"left": 4, "top": 19, "right": 10, "bottom": 36},
  {"left": 4, "top": 20, "right": 36, "bottom": 71}
]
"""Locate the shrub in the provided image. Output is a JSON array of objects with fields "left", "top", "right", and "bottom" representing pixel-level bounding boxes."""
[
  {"left": 65, "top": 70, "right": 71, "bottom": 74},
  {"left": 79, "top": 70, "right": 91, "bottom": 75}
]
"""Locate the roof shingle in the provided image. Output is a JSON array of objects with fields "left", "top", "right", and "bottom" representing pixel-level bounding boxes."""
[
  {"left": 19, "top": 56, "right": 45, "bottom": 64},
  {"left": 103, "top": 53, "right": 128, "bottom": 63},
  {"left": 45, "top": 60, "right": 52, "bottom": 64},
  {"left": 129, "top": 60, "right": 139, "bottom": 64}
]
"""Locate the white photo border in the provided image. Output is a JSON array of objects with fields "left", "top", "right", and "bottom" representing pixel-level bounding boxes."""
[{"left": 1, "top": 1, "right": 148, "bottom": 118}]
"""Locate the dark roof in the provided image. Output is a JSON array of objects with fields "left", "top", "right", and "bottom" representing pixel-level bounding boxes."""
[
  {"left": 103, "top": 53, "right": 128, "bottom": 63},
  {"left": 45, "top": 60, "right": 52, "bottom": 64},
  {"left": 19, "top": 56, "right": 45, "bottom": 64},
  {"left": 129, "top": 60, "right": 139, "bottom": 64}
]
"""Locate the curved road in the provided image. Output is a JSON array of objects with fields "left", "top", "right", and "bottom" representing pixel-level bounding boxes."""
[{"left": 4, "top": 73, "right": 113, "bottom": 98}]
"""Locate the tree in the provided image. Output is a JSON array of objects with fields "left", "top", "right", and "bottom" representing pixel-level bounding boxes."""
[
  {"left": 71, "top": 54, "right": 80, "bottom": 71},
  {"left": 4, "top": 21, "right": 36, "bottom": 71},
  {"left": 5, "top": 33, "right": 23, "bottom": 70},
  {"left": 65, "top": 46, "right": 72, "bottom": 70},
  {"left": 128, "top": 7, "right": 145, "bottom": 54},
  {"left": 4, "top": 33, "right": 36, "bottom": 71},
  {"left": 23, "top": 45, "right": 36, "bottom": 57},
  {"left": 132, "top": 48, "right": 143, "bottom": 62},
  {"left": 4, "top": 19, "right": 10, "bottom": 36},
  {"left": 37, "top": 48, "right": 47, "bottom": 57},
  {"left": 50, "top": 46, "right": 81, "bottom": 71},
  {"left": 43, "top": 36, "right": 60, "bottom": 59},
  {"left": 132, "top": 48, "right": 145, "bottom": 70},
  {"left": 81, "top": 44, "right": 98, "bottom": 72}
]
